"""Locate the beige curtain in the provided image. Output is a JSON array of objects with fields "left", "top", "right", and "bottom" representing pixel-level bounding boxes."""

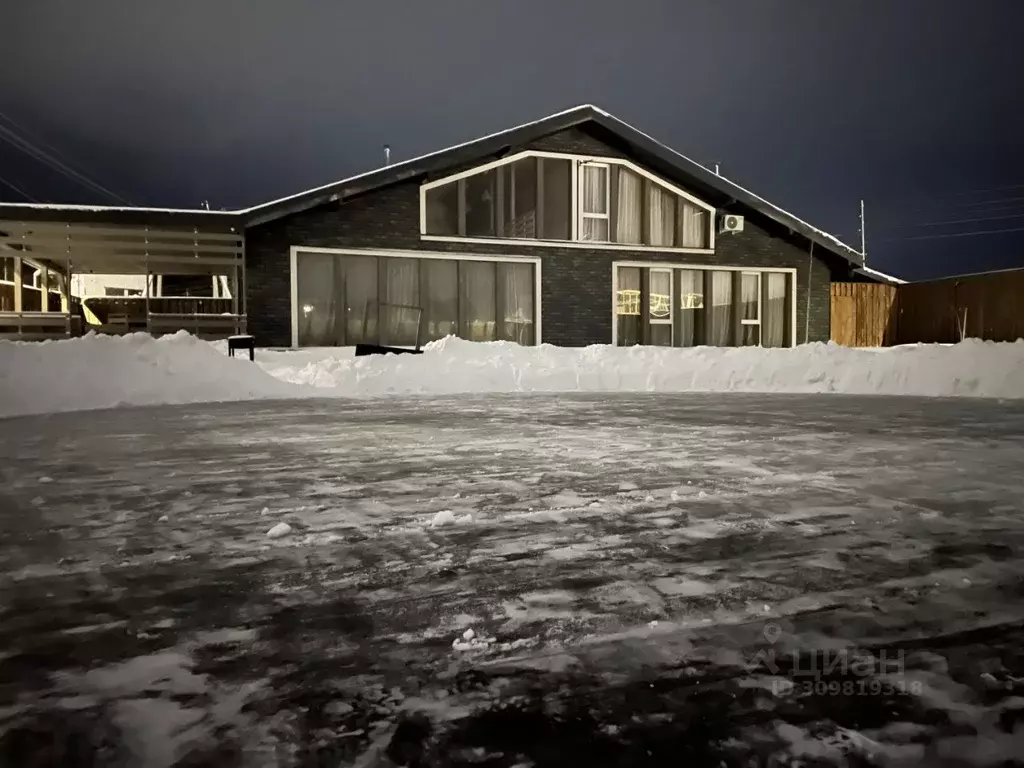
[
  {"left": 647, "top": 183, "right": 675, "bottom": 247},
  {"left": 679, "top": 200, "right": 707, "bottom": 248},
  {"left": 615, "top": 168, "right": 642, "bottom": 244}
]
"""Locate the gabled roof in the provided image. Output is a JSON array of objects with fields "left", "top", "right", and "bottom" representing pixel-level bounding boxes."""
[
  {"left": 0, "top": 105, "right": 867, "bottom": 266},
  {"left": 238, "top": 104, "right": 866, "bottom": 265}
]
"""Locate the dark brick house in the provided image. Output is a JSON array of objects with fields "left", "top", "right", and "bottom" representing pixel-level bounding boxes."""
[
  {"left": 2, "top": 105, "right": 896, "bottom": 345},
  {"left": 240, "top": 105, "right": 882, "bottom": 350}
]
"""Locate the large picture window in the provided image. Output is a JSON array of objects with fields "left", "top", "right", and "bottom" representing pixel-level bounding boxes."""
[
  {"left": 422, "top": 152, "right": 714, "bottom": 250},
  {"left": 615, "top": 265, "right": 793, "bottom": 348},
  {"left": 294, "top": 250, "right": 537, "bottom": 348}
]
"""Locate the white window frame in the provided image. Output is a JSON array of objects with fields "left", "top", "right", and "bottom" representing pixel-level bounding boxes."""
[
  {"left": 578, "top": 162, "right": 610, "bottom": 243},
  {"left": 611, "top": 261, "right": 797, "bottom": 348},
  {"left": 289, "top": 246, "right": 543, "bottom": 349},
  {"left": 419, "top": 150, "right": 716, "bottom": 254},
  {"left": 739, "top": 271, "right": 761, "bottom": 346},
  {"left": 648, "top": 267, "right": 673, "bottom": 344}
]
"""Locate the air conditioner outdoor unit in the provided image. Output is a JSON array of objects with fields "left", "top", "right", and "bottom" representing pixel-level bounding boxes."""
[{"left": 719, "top": 214, "right": 745, "bottom": 234}]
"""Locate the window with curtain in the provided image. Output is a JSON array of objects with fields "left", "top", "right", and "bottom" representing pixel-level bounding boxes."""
[
  {"left": 614, "top": 167, "right": 643, "bottom": 245},
  {"left": 380, "top": 258, "right": 421, "bottom": 347},
  {"left": 647, "top": 182, "right": 676, "bottom": 247},
  {"left": 423, "top": 153, "right": 713, "bottom": 248},
  {"left": 649, "top": 269, "right": 672, "bottom": 346},
  {"left": 678, "top": 200, "right": 708, "bottom": 249},
  {"left": 708, "top": 271, "right": 733, "bottom": 346},
  {"left": 344, "top": 256, "right": 378, "bottom": 344},
  {"left": 459, "top": 261, "right": 496, "bottom": 341},
  {"left": 762, "top": 272, "right": 788, "bottom": 347},
  {"left": 498, "top": 262, "right": 535, "bottom": 344},
  {"left": 296, "top": 252, "right": 344, "bottom": 346},
  {"left": 580, "top": 163, "right": 609, "bottom": 241},
  {"left": 678, "top": 269, "right": 704, "bottom": 347},
  {"left": 422, "top": 259, "right": 458, "bottom": 342},
  {"left": 616, "top": 266, "right": 641, "bottom": 346},
  {"left": 740, "top": 272, "right": 760, "bottom": 346}
]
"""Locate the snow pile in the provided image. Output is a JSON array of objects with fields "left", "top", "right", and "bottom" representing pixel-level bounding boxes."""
[
  {"left": 2, "top": 333, "right": 1023, "bottom": 419},
  {"left": 264, "top": 336, "right": 1024, "bottom": 400},
  {"left": 0, "top": 331, "right": 305, "bottom": 419}
]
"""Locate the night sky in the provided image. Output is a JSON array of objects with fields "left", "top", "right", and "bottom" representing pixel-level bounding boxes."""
[{"left": 2, "top": 0, "right": 1023, "bottom": 281}]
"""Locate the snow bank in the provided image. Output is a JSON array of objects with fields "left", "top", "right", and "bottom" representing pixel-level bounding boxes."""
[
  {"left": 2, "top": 333, "right": 1022, "bottom": 419},
  {"left": 0, "top": 332, "right": 305, "bottom": 419},
  {"left": 263, "top": 336, "right": 1024, "bottom": 401}
]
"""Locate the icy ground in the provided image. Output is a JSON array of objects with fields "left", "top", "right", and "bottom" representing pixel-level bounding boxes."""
[{"left": 2, "top": 394, "right": 1024, "bottom": 766}]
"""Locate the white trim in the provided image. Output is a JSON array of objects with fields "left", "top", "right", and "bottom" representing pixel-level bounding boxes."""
[
  {"left": 419, "top": 148, "right": 717, "bottom": 248},
  {"left": 610, "top": 261, "right": 797, "bottom": 348},
  {"left": 740, "top": 271, "right": 762, "bottom": 326},
  {"left": 578, "top": 161, "right": 611, "bottom": 243},
  {"left": 288, "top": 246, "right": 543, "bottom": 349},
  {"left": 421, "top": 235, "right": 714, "bottom": 255}
]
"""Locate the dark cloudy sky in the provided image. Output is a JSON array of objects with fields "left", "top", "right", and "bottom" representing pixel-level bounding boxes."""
[{"left": 2, "top": 0, "right": 1023, "bottom": 280}]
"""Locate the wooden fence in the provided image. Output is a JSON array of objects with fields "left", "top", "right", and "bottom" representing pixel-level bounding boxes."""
[
  {"left": 830, "top": 282, "right": 899, "bottom": 347},
  {"left": 831, "top": 269, "right": 1024, "bottom": 346}
]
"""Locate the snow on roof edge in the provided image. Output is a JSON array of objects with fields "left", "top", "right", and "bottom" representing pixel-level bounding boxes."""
[
  {"left": 0, "top": 201, "right": 236, "bottom": 215},
  {"left": 857, "top": 265, "right": 907, "bottom": 284},
  {"left": 596, "top": 111, "right": 865, "bottom": 260},
  {"left": 236, "top": 104, "right": 600, "bottom": 215}
]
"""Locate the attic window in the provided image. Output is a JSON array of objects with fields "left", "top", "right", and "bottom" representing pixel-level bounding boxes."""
[{"left": 421, "top": 150, "right": 714, "bottom": 250}]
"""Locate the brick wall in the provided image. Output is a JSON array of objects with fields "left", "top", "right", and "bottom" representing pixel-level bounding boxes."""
[{"left": 246, "top": 128, "right": 837, "bottom": 347}]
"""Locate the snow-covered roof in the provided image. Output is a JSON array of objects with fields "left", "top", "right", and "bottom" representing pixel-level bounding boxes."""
[
  {"left": 855, "top": 265, "right": 907, "bottom": 285},
  {"left": 0, "top": 104, "right": 866, "bottom": 265}
]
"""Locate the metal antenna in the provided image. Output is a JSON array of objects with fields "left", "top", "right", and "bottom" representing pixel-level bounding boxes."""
[{"left": 859, "top": 199, "right": 867, "bottom": 259}]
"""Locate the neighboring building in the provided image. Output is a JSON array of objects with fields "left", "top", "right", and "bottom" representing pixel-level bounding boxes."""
[{"left": 1, "top": 105, "right": 885, "bottom": 345}]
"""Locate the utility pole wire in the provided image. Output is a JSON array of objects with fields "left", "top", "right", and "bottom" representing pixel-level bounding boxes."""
[
  {"left": 0, "top": 109, "right": 113, "bottom": 195},
  {"left": 0, "top": 172, "right": 39, "bottom": 202},
  {"left": 883, "top": 226, "right": 1024, "bottom": 243},
  {"left": 0, "top": 122, "right": 132, "bottom": 205},
  {"left": 897, "top": 212, "right": 1024, "bottom": 229}
]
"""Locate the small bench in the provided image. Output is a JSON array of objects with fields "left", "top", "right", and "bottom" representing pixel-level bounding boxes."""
[{"left": 227, "top": 335, "right": 255, "bottom": 361}]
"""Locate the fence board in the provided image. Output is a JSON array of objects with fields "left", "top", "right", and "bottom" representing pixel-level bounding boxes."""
[{"left": 830, "top": 283, "right": 898, "bottom": 346}]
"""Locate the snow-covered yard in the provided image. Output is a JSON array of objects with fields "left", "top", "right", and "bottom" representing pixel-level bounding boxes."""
[
  {"left": 2, "top": 393, "right": 1024, "bottom": 765},
  {"left": 0, "top": 332, "right": 1022, "bottom": 419}
]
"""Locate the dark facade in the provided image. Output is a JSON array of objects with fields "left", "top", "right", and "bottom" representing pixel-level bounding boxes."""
[{"left": 246, "top": 125, "right": 845, "bottom": 348}]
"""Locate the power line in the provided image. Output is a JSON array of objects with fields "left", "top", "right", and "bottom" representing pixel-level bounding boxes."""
[
  {"left": 0, "top": 109, "right": 108, "bottom": 193},
  {"left": 0, "top": 121, "right": 132, "bottom": 205},
  {"left": 884, "top": 226, "right": 1024, "bottom": 243},
  {"left": 903, "top": 212, "right": 1024, "bottom": 229},
  {"left": 954, "top": 195, "right": 1024, "bottom": 209},
  {"left": 0, "top": 172, "right": 39, "bottom": 202}
]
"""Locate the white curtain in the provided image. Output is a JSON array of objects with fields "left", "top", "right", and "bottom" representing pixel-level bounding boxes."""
[
  {"left": 460, "top": 261, "right": 496, "bottom": 341},
  {"left": 763, "top": 272, "right": 788, "bottom": 347},
  {"left": 580, "top": 164, "right": 609, "bottom": 241},
  {"left": 296, "top": 252, "right": 343, "bottom": 346},
  {"left": 615, "top": 168, "right": 642, "bottom": 244},
  {"left": 678, "top": 269, "right": 703, "bottom": 346},
  {"left": 381, "top": 258, "right": 420, "bottom": 346},
  {"left": 344, "top": 256, "right": 377, "bottom": 344},
  {"left": 500, "top": 263, "right": 534, "bottom": 344},
  {"left": 647, "top": 183, "right": 675, "bottom": 247},
  {"left": 679, "top": 200, "right": 706, "bottom": 248},
  {"left": 708, "top": 271, "right": 733, "bottom": 346}
]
